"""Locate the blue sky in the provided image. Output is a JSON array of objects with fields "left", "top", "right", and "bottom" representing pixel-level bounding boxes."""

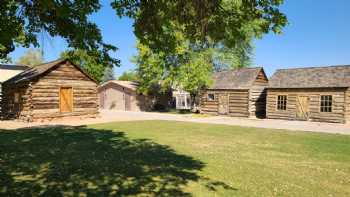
[{"left": 9, "top": 0, "right": 350, "bottom": 77}]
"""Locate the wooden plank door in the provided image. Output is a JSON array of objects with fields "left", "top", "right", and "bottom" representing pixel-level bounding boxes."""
[
  {"left": 296, "top": 96, "right": 309, "bottom": 120},
  {"left": 218, "top": 94, "right": 229, "bottom": 115},
  {"left": 60, "top": 87, "right": 73, "bottom": 113}
]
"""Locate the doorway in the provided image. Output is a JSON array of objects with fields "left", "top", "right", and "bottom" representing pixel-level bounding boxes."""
[
  {"left": 296, "top": 96, "right": 309, "bottom": 120},
  {"left": 218, "top": 94, "right": 229, "bottom": 115},
  {"left": 60, "top": 87, "right": 73, "bottom": 113}
]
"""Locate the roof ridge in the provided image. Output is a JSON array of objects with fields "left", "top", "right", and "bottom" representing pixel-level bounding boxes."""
[
  {"left": 275, "top": 64, "right": 350, "bottom": 71},
  {"left": 269, "top": 64, "right": 350, "bottom": 88},
  {"left": 214, "top": 67, "right": 262, "bottom": 73},
  {"left": 32, "top": 58, "right": 66, "bottom": 67}
]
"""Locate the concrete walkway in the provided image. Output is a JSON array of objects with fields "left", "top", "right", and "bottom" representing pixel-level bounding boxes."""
[{"left": 0, "top": 110, "right": 349, "bottom": 135}]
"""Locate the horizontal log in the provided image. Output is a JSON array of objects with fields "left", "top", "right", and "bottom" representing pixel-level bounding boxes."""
[
  {"left": 74, "top": 98, "right": 98, "bottom": 103},
  {"left": 200, "top": 108, "right": 218, "bottom": 112},
  {"left": 43, "top": 76, "right": 88, "bottom": 81},
  {"left": 32, "top": 93, "right": 58, "bottom": 97},
  {"left": 33, "top": 107, "right": 98, "bottom": 114},
  {"left": 33, "top": 111, "right": 98, "bottom": 119},
  {"left": 201, "top": 102, "right": 218, "bottom": 105},
  {"left": 228, "top": 113, "right": 249, "bottom": 117},
  {"left": 35, "top": 79, "right": 96, "bottom": 85}
]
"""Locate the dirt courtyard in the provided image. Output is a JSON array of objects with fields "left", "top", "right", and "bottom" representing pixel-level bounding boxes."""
[{"left": 0, "top": 110, "right": 349, "bottom": 135}]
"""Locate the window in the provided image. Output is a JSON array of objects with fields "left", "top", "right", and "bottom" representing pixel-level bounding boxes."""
[
  {"left": 320, "top": 95, "right": 332, "bottom": 112},
  {"left": 277, "top": 95, "right": 287, "bottom": 110},
  {"left": 207, "top": 93, "right": 215, "bottom": 101},
  {"left": 14, "top": 93, "right": 20, "bottom": 103}
]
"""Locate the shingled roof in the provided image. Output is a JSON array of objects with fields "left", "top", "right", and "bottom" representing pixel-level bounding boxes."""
[
  {"left": 209, "top": 67, "right": 265, "bottom": 90},
  {"left": 4, "top": 59, "right": 97, "bottom": 84},
  {"left": 269, "top": 65, "right": 350, "bottom": 88}
]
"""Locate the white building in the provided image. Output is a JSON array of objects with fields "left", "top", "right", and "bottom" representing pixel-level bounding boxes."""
[
  {"left": 173, "top": 89, "right": 191, "bottom": 110},
  {"left": 0, "top": 64, "right": 28, "bottom": 112}
]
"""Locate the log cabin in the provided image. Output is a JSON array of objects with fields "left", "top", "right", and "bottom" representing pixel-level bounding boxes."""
[
  {"left": 200, "top": 67, "right": 268, "bottom": 118},
  {"left": 98, "top": 80, "right": 153, "bottom": 111},
  {"left": 267, "top": 65, "right": 350, "bottom": 123},
  {"left": 1, "top": 59, "right": 99, "bottom": 121},
  {"left": 0, "top": 64, "right": 29, "bottom": 114}
]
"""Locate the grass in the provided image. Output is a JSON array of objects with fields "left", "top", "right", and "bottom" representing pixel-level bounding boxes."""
[
  {"left": 159, "top": 108, "right": 193, "bottom": 114},
  {"left": 0, "top": 121, "right": 350, "bottom": 196}
]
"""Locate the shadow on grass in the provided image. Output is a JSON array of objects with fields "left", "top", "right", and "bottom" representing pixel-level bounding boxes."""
[{"left": 0, "top": 125, "right": 235, "bottom": 196}]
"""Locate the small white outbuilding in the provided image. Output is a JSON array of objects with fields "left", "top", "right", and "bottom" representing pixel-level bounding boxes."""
[{"left": 173, "top": 89, "right": 191, "bottom": 110}]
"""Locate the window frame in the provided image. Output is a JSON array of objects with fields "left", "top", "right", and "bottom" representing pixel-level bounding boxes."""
[
  {"left": 207, "top": 93, "right": 215, "bottom": 101},
  {"left": 276, "top": 95, "right": 287, "bottom": 111},
  {"left": 320, "top": 95, "right": 333, "bottom": 113}
]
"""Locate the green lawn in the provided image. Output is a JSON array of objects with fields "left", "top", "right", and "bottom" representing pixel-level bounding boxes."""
[{"left": 1, "top": 121, "right": 350, "bottom": 196}]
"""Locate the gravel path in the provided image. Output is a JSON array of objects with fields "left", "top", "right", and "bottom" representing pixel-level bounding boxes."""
[{"left": 1, "top": 110, "right": 349, "bottom": 135}]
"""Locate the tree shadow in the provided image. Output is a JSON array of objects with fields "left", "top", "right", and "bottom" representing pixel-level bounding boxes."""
[{"left": 0, "top": 125, "right": 235, "bottom": 196}]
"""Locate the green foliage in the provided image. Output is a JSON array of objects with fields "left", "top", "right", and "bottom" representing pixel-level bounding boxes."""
[
  {"left": 118, "top": 70, "right": 139, "bottom": 81},
  {"left": 1, "top": 0, "right": 285, "bottom": 75},
  {"left": 101, "top": 66, "right": 115, "bottom": 83},
  {"left": 0, "top": 0, "right": 119, "bottom": 67},
  {"left": 125, "top": 0, "right": 281, "bottom": 96},
  {"left": 61, "top": 49, "right": 112, "bottom": 83},
  {"left": 16, "top": 49, "right": 44, "bottom": 66},
  {"left": 133, "top": 27, "right": 253, "bottom": 95},
  {"left": 112, "top": 0, "right": 287, "bottom": 53},
  {"left": 212, "top": 42, "right": 253, "bottom": 71},
  {"left": 0, "top": 57, "right": 12, "bottom": 64},
  {"left": 135, "top": 41, "right": 215, "bottom": 95}
]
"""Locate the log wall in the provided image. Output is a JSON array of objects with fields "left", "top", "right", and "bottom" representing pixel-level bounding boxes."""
[
  {"left": 346, "top": 88, "right": 350, "bottom": 123},
  {"left": 1, "top": 82, "right": 32, "bottom": 121},
  {"left": 249, "top": 70, "right": 268, "bottom": 118},
  {"left": 30, "top": 62, "right": 98, "bottom": 121},
  {"left": 200, "top": 89, "right": 249, "bottom": 117},
  {"left": 267, "top": 88, "right": 347, "bottom": 123}
]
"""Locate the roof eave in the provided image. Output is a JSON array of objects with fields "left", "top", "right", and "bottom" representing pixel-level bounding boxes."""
[{"left": 268, "top": 86, "right": 349, "bottom": 89}]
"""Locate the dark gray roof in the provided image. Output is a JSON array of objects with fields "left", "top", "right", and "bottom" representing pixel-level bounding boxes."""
[
  {"left": 269, "top": 65, "right": 350, "bottom": 88},
  {"left": 4, "top": 59, "right": 97, "bottom": 84},
  {"left": 209, "top": 67, "right": 265, "bottom": 89},
  {"left": 0, "top": 64, "right": 29, "bottom": 70}
]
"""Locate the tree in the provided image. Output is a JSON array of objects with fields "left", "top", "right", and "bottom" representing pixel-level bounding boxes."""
[
  {"left": 118, "top": 70, "right": 139, "bottom": 81},
  {"left": 16, "top": 49, "right": 44, "bottom": 66},
  {"left": 212, "top": 42, "right": 254, "bottom": 72},
  {"left": 113, "top": 0, "right": 287, "bottom": 53},
  {"left": 133, "top": 25, "right": 254, "bottom": 96},
  {"left": 0, "top": 57, "right": 12, "bottom": 64},
  {"left": 101, "top": 66, "right": 115, "bottom": 83},
  {"left": 60, "top": 49, "right": 108, "bottom": 83},
  {"left": 0, "top": 1, "right": 286, "bottom": 68},
  {"left": 0, "top": 0, "right": 119, "bottom": 67}
]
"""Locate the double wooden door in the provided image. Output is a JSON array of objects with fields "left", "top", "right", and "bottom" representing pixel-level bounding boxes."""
[
  {"left": 296, "top": 96, "right": 309, "bottom": 120},
  {"left": 218, "top": 94, "right": 229, "bottom": 115},
  {"left": 60, "top": 87, "right": 73, "bottom": 113}
]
